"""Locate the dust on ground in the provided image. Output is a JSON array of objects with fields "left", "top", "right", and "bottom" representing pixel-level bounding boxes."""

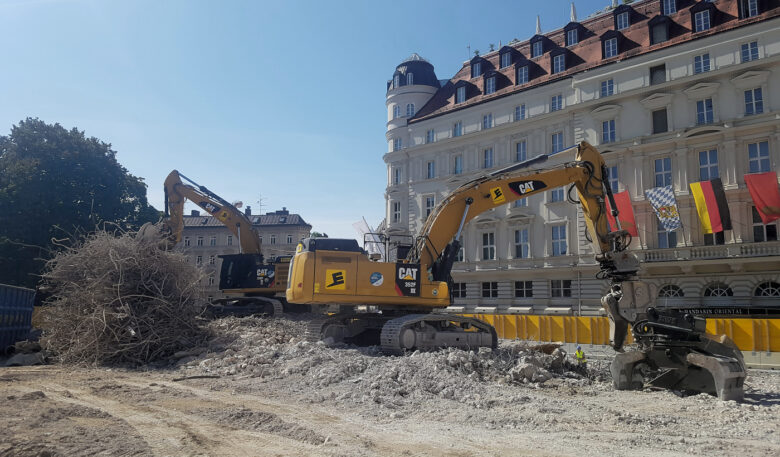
[{"left": 1, "top": 315, "right": 778, "bottom": 457}]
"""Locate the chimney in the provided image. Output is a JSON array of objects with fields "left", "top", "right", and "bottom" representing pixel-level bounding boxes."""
[
  {"left": 191, "top": 210, "right": 200, "bottom": 216},
  {"left": 245, "top": 205, "right": 252, "bottom": 216}
]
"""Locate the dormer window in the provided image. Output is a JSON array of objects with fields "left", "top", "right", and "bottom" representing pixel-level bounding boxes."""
[
  {"left": 456, "top": 85, "right": 466, "bottom": 104},
  {"left": 471, "top": 61, "right": 482, "bottom": 78},
  {"left": 662, "top": 0, "right": 676, "bottom": 16},
  {"left": 649, "top": 16, "right": 671, "bottom": 45},
  {"left": 407, "top": 72, "right": 414, "bottom": 85},
  {"left": 740, "top": 0, "right": 759, "bottom": 18},
  {"left": 566, "top": 28, "right": 578, "bottom": 46},
  {"left": 531, "top": 40, "right": 543, "bottom": 58},
  {"left": 393, "top": 74, "right": 400, "bottom": 88},
  {"left": 485, "top": 75, "right": 496, "bottom": 95},
  {"left": 694, "top": 10, "right": 710, "bottom": 32},
  {"left": 602, "top": 31, "right": 622, "bottom": 59},
  {"left": 501, "top": 52, "right": 512, "bottom": 68},
  {"left": 552, "top": 53, "right": 566, "bottom": 74},
  {"left": 616, "top": 12, "right": 629, "bottom": 30},
  {"left": 516, "top": 65, "right": 529, "bottom": 84}
]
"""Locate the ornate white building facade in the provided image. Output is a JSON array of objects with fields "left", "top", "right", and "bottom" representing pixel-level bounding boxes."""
[{"left": 384, "top": 0, "right": 780, "bottom": 315}]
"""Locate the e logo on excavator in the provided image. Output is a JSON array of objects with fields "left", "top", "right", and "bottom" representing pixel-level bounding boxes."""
[
  {"left": 325, "top": 269, "right": 346, "bottom": 290},
  {"left": 490, "top": 187, "right": 506, "bottom": 204}
]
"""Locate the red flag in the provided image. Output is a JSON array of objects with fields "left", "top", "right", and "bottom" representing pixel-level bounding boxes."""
[
  {"left": 605, "top": 190, "right": 638, "bottom": 237},
  {"left": 745, "top": 172, "right": 780, "bottom": 224}
]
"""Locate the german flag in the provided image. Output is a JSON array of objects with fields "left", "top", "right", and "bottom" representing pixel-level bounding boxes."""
[{"left": 689, "top": 178, "right": 732, "bottom": 234}]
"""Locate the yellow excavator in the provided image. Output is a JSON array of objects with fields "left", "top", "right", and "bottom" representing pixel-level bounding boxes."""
[
  {"left": 286, "top": 141, "right": 746, "bottom": 400},
  {"left": 142, "top": 170, "right": 292, "bottom": 315}
]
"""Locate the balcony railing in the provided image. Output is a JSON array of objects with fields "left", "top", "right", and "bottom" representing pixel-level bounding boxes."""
[{"left": 638, "top": 241, "right": 780, "bottom": 263}]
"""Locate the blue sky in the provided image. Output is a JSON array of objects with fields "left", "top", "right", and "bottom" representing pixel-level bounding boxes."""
[{"left": 1, "top": 0, "right": 613, "bottom": 239}]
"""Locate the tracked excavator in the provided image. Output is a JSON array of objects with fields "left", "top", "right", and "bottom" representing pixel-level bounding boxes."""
[
  {"left": 141, "top": 170, "right": 291, "bottom": 315},
  {"left": 286, "top": 141, "right": 746, "bottom": 400}
]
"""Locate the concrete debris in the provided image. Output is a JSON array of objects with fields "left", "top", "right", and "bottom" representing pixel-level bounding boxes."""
[{"left": 5, "top": 352, "right": 45, "bottom": 367}]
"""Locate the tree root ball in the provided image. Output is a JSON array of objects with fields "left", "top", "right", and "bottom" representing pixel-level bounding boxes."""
[{"left": 39, "top": 228, "right": 208, "bottom": 366}]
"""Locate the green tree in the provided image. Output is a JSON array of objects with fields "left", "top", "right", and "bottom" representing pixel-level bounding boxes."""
[{"left": 0, "top": 118, "right": 159, "bottom": 287}]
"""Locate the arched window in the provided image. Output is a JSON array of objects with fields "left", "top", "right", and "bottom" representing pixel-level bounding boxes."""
[
  {"left": 406, "top": 103, "right": 415, "bottom": 117},
  {"left": 406, "top": 72, "right": 414, "bottom": 85},
  {"left": 755, "top": 281, "right": 780, "bottom": 297},
  {"left": 393, "top": 74, "right": 400, "bottom": 88},
  {"left": 704, "top": 282, "right": 733, "bottom": 297},
  {"left": 658, "top": 285, "right": 684, "bottom": 297}
]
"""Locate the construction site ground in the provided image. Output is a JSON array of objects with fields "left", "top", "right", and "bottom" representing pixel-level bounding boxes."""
[{"left": 1, "top": 315, "right": 778, "bottom": 457}]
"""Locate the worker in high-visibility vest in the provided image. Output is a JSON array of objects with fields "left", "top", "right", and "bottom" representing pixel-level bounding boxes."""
[{"left": 574, "top": 345, "right": 586, "bottom": 366}]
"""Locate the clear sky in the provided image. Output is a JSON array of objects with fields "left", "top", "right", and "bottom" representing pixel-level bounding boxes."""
[{"left": 1, "top": 0, "right": 613, "bottom": 239}]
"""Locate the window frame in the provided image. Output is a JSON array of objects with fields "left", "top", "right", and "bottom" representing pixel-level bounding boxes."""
[
  {"left": 426, "top": 129, "right": 435, "bottom": 144},
  {"left": 604, "top": 37, "right": 618, "bottom": 58},
  {"left": 551, "top": 94, "right": 563, "bottom": 112},
  {"left": 426, "top": 160, "right": 435, "bottom": 180},
  {"left": 551, "top": 224, "right": 567, "bottom": 257},
  {"left": 453, "top": 121, "right": 463, "bottom": 137},
  {"left": 551, "top": 131, "right": 564, "bottom": 153},
  {"left": 602, "top": 119, "right": 616, "bottom": 143},
  {"left": 481, "top": 232, "right": 496, "bottom": 260},
  {"left": 516, "top": 140, "right": 527, "bottom": 162},
  {"left": 662, "top": 0, "right": 677, "bottom": 16},
  {"left": 516, "top": 65, "right": 529, "bottom": 84},
  {"left": 748, "top": 140, "right": 770, "bottom": 173},
  {"left": 600, "top": 79, "right": 614, "bottom": 97},
  {"left": 482, "top": 113, "right": 493, "bottom": 129},
  {"left": 456, "top": 85, "right": 466, "bottom": 104},
  {"left": 453, "top": 154, "right": 463, "bottom": 175},
  {"left": 485, "top": 75, "right": 496, "bottom": 95},
  {"left": 514, "top": 228, "right": 530, "bottom": 259},
  {"left": 752, "top": 206, "right": 778, "bottom": 242},
  {"left": 566, "top": 28, "right": 578, "bottom": 47},
  {"left": 481, "top": 281, "right": 499, "bottom": 298},
  {"left": 696, "top": 98, "right": 714, "bottom": 124},
  {"left": 616, "top": 11, "right": 629, "bottom": 30},
  {"left": 514, "top": 280, "right": 533, "bottom": 298},
  {"left": 515, "top": 104, "right": 526, "bottom": 121},
  {"left": 552, "top": 53, "right": 566, "bottom": 74},
  {"left": 652, "top": 108, "right": 668, "bottom": 134},
  {"left": 694, "top": 10, "right": 710, "bottom": 32},
  {"left": 483, "top": 148, "right": 494, "bottom": 169},
  {"left": 744, "top": 88, "right": 764, "bottom": 115},
  {"left": 741, "top": 41, "right": 759, "bottom": 62},
  {"left": 550, "top": 279, "right": 572, "bottom": 298},
  {"left": 406, "top": 103, "right": 415, "bottom": 117},
  {"left": 500, "top": 52, "right": 512, "bottom": 68},
  {"left": 698, "top": 149, "right": 719, "bottom": 181},
  {"left": 654, "top": 157, "right": 673, "bottom": 188},
  {"left": 424, "top": 195, "right": 435, "bottom": 218},
  {"left": 391, "top": 201, "right": 401, "bottom": 223},
  {"left": 694, "top": 53, "right": 710, "bottom": 74}
]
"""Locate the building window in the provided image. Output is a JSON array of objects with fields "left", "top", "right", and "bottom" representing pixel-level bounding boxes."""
[
  {"left": 550, "top": 279, "right": 572, "bottom": 298},
  {"left": 485, "top": 76, "right": 496, "bottom": 95},
  {"left": 551, "top": 94, "right": 563, "bottom": 112},
  {"left": 209, "top": 255, "right": 215, "bottom": 265},
  {"left": 226, "top": 235, "right": 232, "bottom": 246},
  {"left": 286, "top": 235, "right": 292, "bottom": 244},
  {"left": 516, "top": 140, "right": 527, "bottom": 162},
  {"left": 659, "top": 285, "right": 684, "bottom": 297},
  {"left": 197, "top": 236, "right": 204, "bottom": 247},
  {"left": 456, "top": 86, "right": 466, "bottom": 104},
  {"left": 652, "top": 108, "right": 668, "bottom": 134},
  {"left": 654, "top": 157, "right": 672, "bottom": 187},
  {"left": 694, "top": 53, "right": 710, "bottom": 74},
  {"left": 604, "top": 37, "right": 618, "bottom": 58},
  {"left": 392, "top": 201, "right": 400, "bottom": 223},
  {"left": 532, "top": 40, "right": 543, "bottom": 58},
  {"left": 483, "top": 148, "right": 494, "bottom": 168},
  {"left": 551, "top": 132, "right": 564, "bottom": 153},
  {"left": 753, "top": 207, "right": 778, "bottom": 242},
  {"left": 209, "top": 236, "right": 216, "bottom": 246},
  {"left": 606, "top": 165, "right": 618, "bottom": 191},
  {"left": 745, "top": 88, "right": 764, "bottom": 115},
  {"left": 566, "top": 28, "right": 578, "bottom": 46},
  {"left": 657, "top": 225, "right": 678, "bottom": 249},
  {"left": 662, "top": 0, "right": 677, "bottom": 15},
  {"left": 452, "top": 283, "right": 467, "bottom": 298},
  {"left": 425, "top": 129, "right": 435, "bottom": 144},
  {"left": 471, "top": 61, "right": 482, "bottom": 78},
  {"left": 393, "top": 105, "right": 401, "bottom": 119},
  {"left": 515, "top": 281, "right": 533, "bottom": 298},
  {"left": 453, "top": 155, "right": 463, "bottom": 175},
  {"left": 482, "top": 232, "right": 496, "bottom": 260},
  {"left": 552, "top": 53, "right": 566, "bottom": 74},
  {"left": 184, "top": 237, "right": 191, "bottom": 247},
  {"left": 501, "top": 52, "right": 512, "bottom": 68},
  {"left": 515, "top": 104, "right": 526, "bottom": 121},
  {"left": 514, "top": 228, "right": 529, "bottom": 258},
  {"left": 741, "top": 41, "right": 759, "bottom": 62},
  {"left": 650, "top": 64, "right": 666, "bottom": 85},
  {"left": 196, "top": 255, "right": 203, "bottom": 264},
  {"left": 740, "top": 0, "right": 759, "bottom": 18},
  {"left": 515, "top": 198, "right": 527, "bottom": 208},
  {"left": 550, "top": 188, "right": 565, "bottom": 203},
  {"left": 616, "top": 12, "right": 629, "bottom": 30},
  {"left": 407, "top": 72, "right": 414, "bottom": 85},
  {"left": 602, "top": 119, "right": 616, "bottom": 143},
  {"left": 456, "top": 247, "right": 464, "bottom": 262},
  {"left": 453, "top": 121, "right": 462, "bottom": 137},
  {"left": 406, "top": 103, "right": 415, "bottom": 117},
  {"left": 696, "top": 98, "right": 714, "bottom": 124},
  {"left": 516, "top": 65, "right": 529, "bottom": 84},
  {"left": 694, "top": 10, "right": 710, "bottom": 32},
  {"left": 392, "top": 138, "right": 402, "bottom": 151},
  {"left": 482, "top": 282, "right": 499, "bottom": 298},
  {"left": 551, "top": 224, "right": 567, "bottom": 256},
  {"left": 704, "top": 282, "right": 733, "bottom": 297},
  {"left": 393, "top": 74, "right": 400, "bottom": 88},
  {"left": 482, "top": 113, "right": 493, "bottom": 129},
  {"left": 270, "top": 235, "right": 276, "bottom": 244},
  {"left": 755, "top": 281, "right": 780, "bottom": 296},
  {"left": 748, "top": 141, "right": 770, "bottom": 173},
  {"left": 393, "top": 168, "right": 401, "bottom": 185},
  {"left": 601, "top": 79, "right": 614, "bottom": 97},
  {"left": 208, "top": 276, "right": 215, "bottom": 286},
  {"left": 699, "top": 149, "right": 719, "bottom": 181},
  {"left": 650, "top": 21, "right": 669, "bottom": 44},
  {"left": 424, "top": 195, "right": 435, "bottom": 219},
  {"left": 703, "top": 231, "right": 725, "bottom": 246},
  {"left": 426, "top": 161, "right": 435, "bottom": 179}
]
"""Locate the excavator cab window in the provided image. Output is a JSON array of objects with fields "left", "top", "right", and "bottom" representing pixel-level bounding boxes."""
[{"left": 299, "top": 238, "right": 362, "bottom": 253}]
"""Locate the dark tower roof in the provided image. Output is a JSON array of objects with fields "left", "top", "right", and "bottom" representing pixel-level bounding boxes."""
[{"left": 387, "top": 53, "right": 440, "bottom": 91}]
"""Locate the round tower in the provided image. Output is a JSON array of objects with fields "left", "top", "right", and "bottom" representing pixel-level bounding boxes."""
[{"left": 385, "top": 54, "right": 440, "bottom": 150}]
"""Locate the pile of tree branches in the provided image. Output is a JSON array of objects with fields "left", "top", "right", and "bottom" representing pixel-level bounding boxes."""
[{"left": 39, "top": 227, "right": 208, "bottom": 366}]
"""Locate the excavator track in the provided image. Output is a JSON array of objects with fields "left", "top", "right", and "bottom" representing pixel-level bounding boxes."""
[{"left": 380, "top": 314, "right": 497, "bottom": 356}]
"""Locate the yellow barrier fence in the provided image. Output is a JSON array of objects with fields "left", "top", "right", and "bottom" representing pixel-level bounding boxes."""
[{"left": 464, "top": 314, "right": 780, "bottom": 353}]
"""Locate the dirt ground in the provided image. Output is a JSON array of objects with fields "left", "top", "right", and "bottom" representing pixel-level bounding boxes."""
[{"left": 1, "top": 316, "right": 778, "bottom": 457}]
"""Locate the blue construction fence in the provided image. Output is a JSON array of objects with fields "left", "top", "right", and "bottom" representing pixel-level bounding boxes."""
[{"left": 0, "top": 284, "right": 35, "bottom": 351}]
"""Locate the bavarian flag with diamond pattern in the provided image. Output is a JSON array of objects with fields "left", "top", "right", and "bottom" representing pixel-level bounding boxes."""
[{"left": 689, "top": 178, "right": 732, "bottom": 234}]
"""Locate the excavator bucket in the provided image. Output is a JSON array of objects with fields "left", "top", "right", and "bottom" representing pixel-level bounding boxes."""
[{"left": 611, "top": 312, "right": 746, "bottom": 401}]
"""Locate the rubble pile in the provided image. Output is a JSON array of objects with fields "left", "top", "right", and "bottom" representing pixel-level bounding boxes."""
[
  {"left": 182, "top": 316, "right": 610, "bottom": 408},
  {"left": 40, "top": 228, "right": 208, "bottom": 366}
]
